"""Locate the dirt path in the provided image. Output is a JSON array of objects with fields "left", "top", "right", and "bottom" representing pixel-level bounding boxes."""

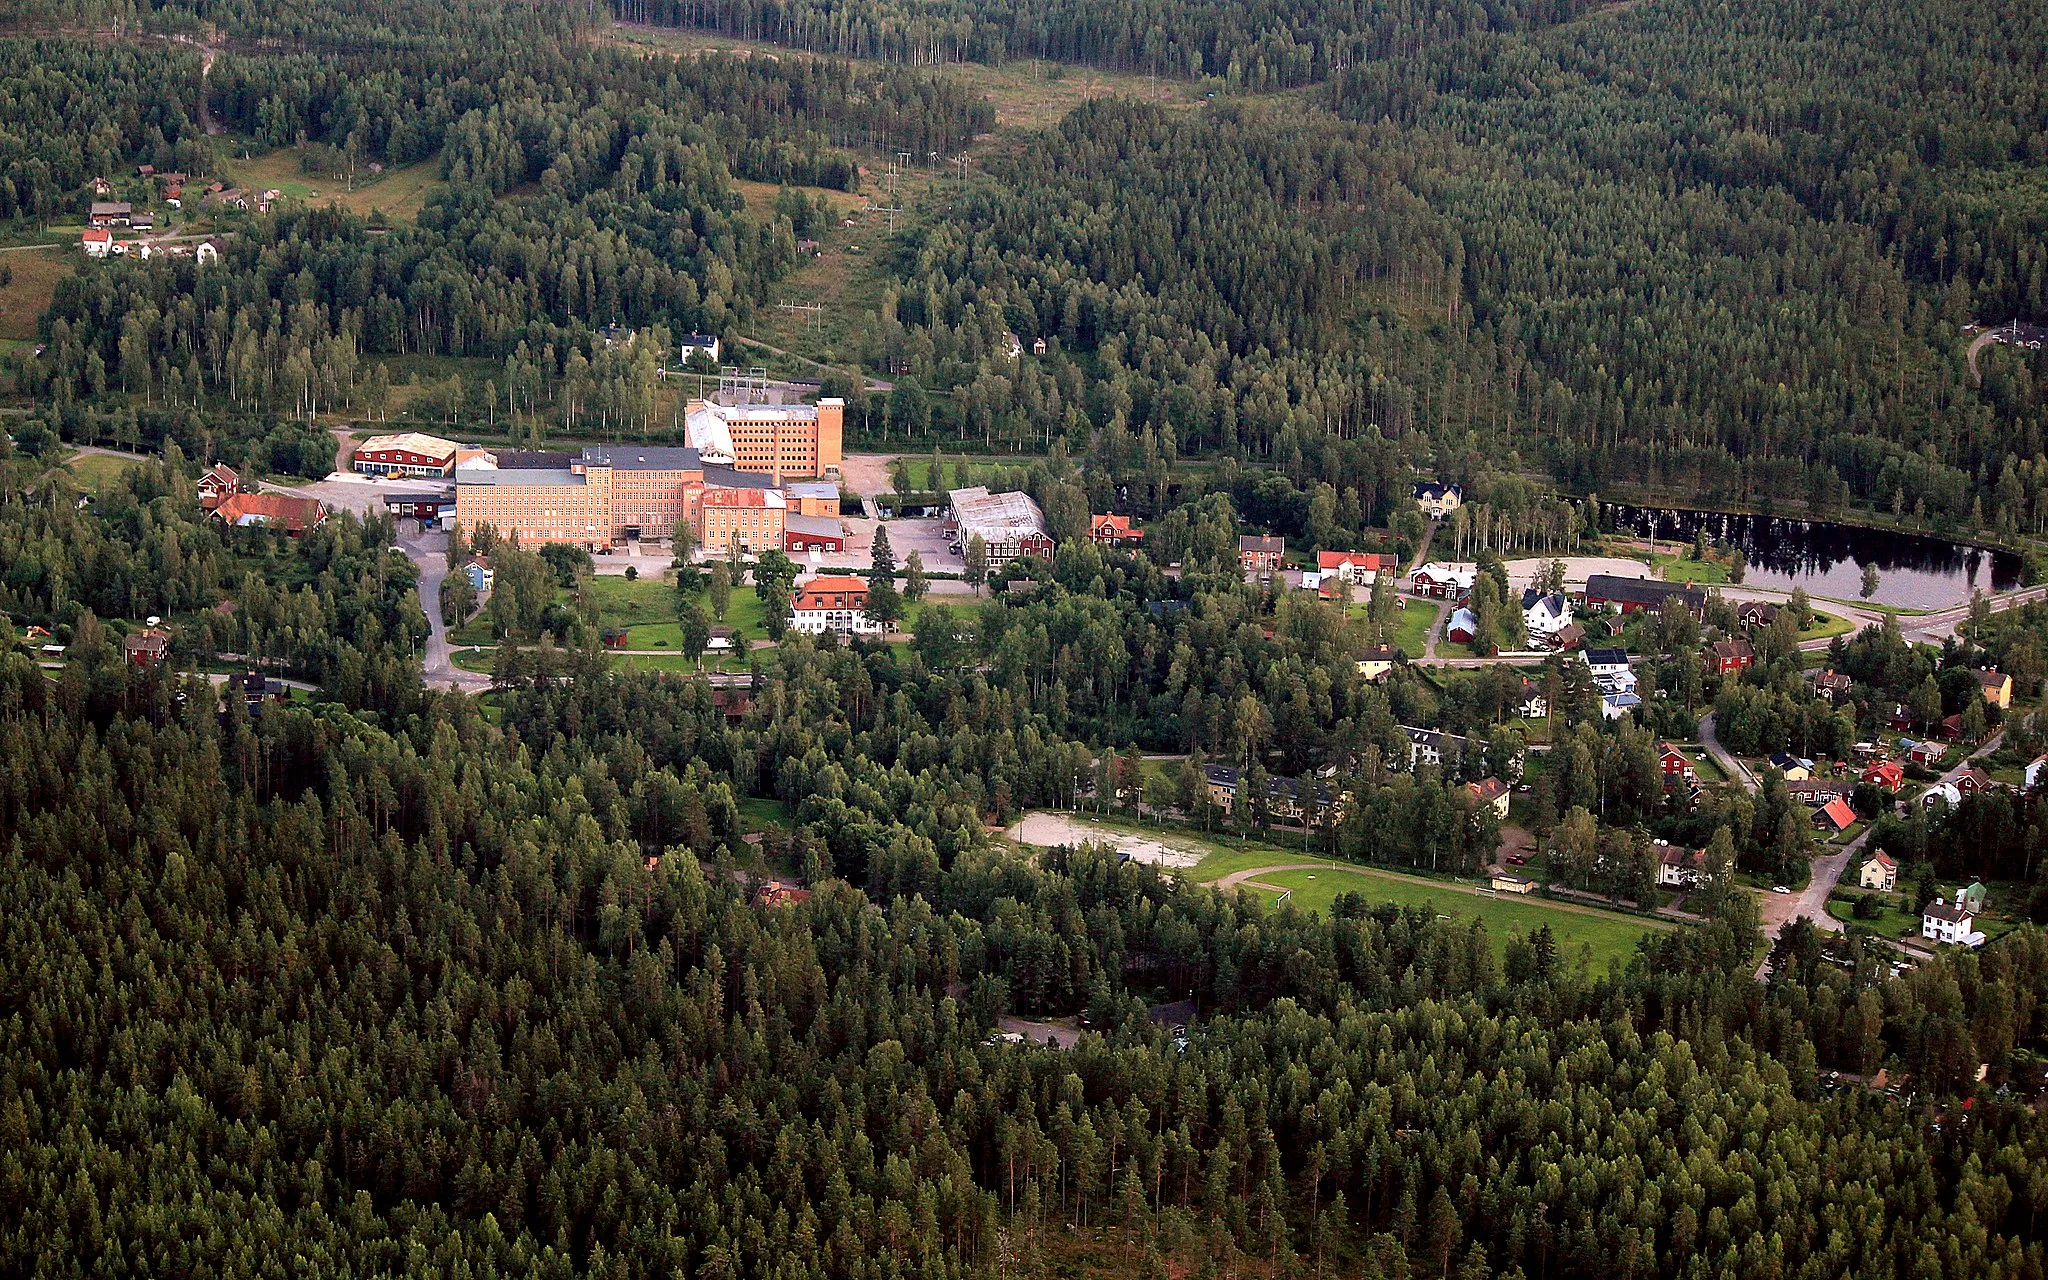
[
  {"left": 1966, "top": 329, "right": 1999, "bottom": 386},
  {"left": 1211, "top": 862, "right": 1676, "bottom": 927}
]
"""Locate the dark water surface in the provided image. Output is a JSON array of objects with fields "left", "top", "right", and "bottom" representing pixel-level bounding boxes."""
[{"left": 1603, "top": 505, "right": 2021, "bottom": 609}]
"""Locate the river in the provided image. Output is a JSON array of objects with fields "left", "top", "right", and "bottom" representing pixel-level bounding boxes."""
[{"left": 1602, "top": 505, "right": 2021, "bottom": 610}]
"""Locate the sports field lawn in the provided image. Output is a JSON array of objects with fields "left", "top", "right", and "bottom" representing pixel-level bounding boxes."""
[
  {"left": 1247, "top": 867, "right": 1664, "bottom": 967},
  {"left": 1180, "top": 835, "right": 1668, "bottom": 968}
]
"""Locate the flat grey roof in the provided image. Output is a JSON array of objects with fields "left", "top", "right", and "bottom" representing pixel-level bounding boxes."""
[
  {"left": 456, "top": 468, "right": 585, "bottom": 487},
  {"left": 581, "top": 445, "right": 703, "bottom": 471},
  {"left": 786, "top": 514, "right": 843, "bottom": 537},
  {"left": 704, "top": 464, "right": 778, "bottom": 490}
]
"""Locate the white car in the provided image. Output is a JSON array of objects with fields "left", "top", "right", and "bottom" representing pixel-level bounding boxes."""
[{"left": 1772, "top": 886, "right": 1791, "bottom": 894}]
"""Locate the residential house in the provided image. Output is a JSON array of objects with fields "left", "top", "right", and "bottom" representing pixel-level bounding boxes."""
[
  {"left": 1318, "top": 550, "right": 1398, "bottom": 585},
  {"left": 1787, "top": 780, "right": 1849, "bottom": 807},
  {"left": 231, "top": 670, "right": 292, "bottom": 714},
  {"left": 1768, "top": 751, "right": 1812, "bottom": 781},
  {"left": 1919, "top": 782, "right": 1962, "bottom": 811},
  {"left": 1583, "top": 648, "right": 1631, "bottom": 680},
  {"left": 1860, "top": 850, "right": 1898, "bottom": 892},
  {"left": 1517, "top": 678, "right": 1549, "bottom": 719},
  {"left": 1238, "top": 534, "right": 1285, "bottom": 572},
  {"left": 212, "top": 492, "right": 327, "bottom": 535},
  {"left": 790, "top": 574, "right": 885, "bottom": 634},
  {"left": 1088, "top": 514, "right": 1143, "bottom": 546},
  {"left": 1860, "top": 759, "right": 1906, "bottom": 792},
  {"left": 1954, "top": 766, "right": 1993, "bottom": 797},
  {"left": 1465, "top": 777, "right": 1510, "bottom": 819},
  {"left": 1977, "top": 669, "right": 2013, "bottom": 709},
  {"left": 706, "top": 625, "right": 736, "bottom": 653},
  {"left": 1490, "top": 874, "right": 1538, "bottom": 894},
  {"left": 1907, "top": 739, "right": 1948, "bottom": 767},
  {"left": 1600, "top": 692, "right": 1643, "bottom": 719},
  {"left": 1659, "top": 743, "right": 1696, "bottom": 782},
  {"left": 81, "top": 227, "right": 113, "bottom": 257},
  {"left": 676, "top": 332, "right": 722, "bottom": 364},
  {"left": 1402, "top": 726, "right": 1458, "bottom": 772},
  {"left": 756, "top": 881, "right": 812, "bottom": 907},
  {"left": 461, "top": 557, "right": 494, "bottom": 592},
  {"left": 1810, "top": 670, "right": 1853, "bottom": 702},
  {"left": 1923, "top": 891, "right": 1986, "bottom": 948},
  {"left": 1938, "top": 713, "right": 1967, "bottom": 740},
  {"left": 1957, "top": 881, "right": 1988, "bottom": 913},
  {"left": 1708, "top": 637, "right": 1755, "bottom": 676},
  {"left": 1736, "top": 601, "right": 1778, "bottom": 630},
  {"left": 2028, "top": 755, "right": 2048, "bottom": 790},
  {"left": 1656, "top": 843, "right": 1708, "bottom": 888},
  {"left": 1583, "top": 574, "right": 1707, "bottom": 617},
  {"left": 88, "top": 201, "right": 132, "bottom": 228},
  {"left": 1446, "top": 607, "right": 1480, "bottom": 646},
  {"left": 1413, "top": 481, "right": 1464, "bottom": 518},
  {"left": 1521, "top": 589, "right": 1574, "bottom": 642},
  {"left": 122, "top": 627, "right": 170, "bottom": 665},
  {"left": 1813, "top": 796, "right": 1857, "bottom": 833},
  {"left": 1410, "top": 561, "right": 1478, "bottom": 598},
  {"left": 1355, "top": 644, "right": 1396, "bottom": 682},
  {"left": 196, "top": 463, "right": 240, "bottom": 510},
  {"left": 1550, "top": 621, "right": 1586, "bottom": 651}
]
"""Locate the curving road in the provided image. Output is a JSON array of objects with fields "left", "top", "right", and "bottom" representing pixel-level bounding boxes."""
[{"left": 404, "top": 528, "right": 491, "bottom": 692}]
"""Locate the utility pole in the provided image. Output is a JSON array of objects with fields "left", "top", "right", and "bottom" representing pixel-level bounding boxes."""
[{"left": 776, "top": 301, "right": 824, "bottom": 335}]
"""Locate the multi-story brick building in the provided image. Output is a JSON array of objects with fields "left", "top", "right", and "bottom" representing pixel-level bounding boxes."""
[
  {"left": 686, "top": 398, "right": 844, "bottom": 479},
  {"left": 452, "top": 445, "right": 783, "bottom": 550}
]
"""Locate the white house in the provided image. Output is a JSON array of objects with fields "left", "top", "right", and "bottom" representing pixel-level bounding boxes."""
[
  {"left": 1656, "top": 842, "right": 1707, "bottom": 888},
  {"left": 790, "top": 574, "right": 888, "bottom": 635},
  {"left": 1600, "top": 692, "right": 1642, "bottom": 720},
  {"left": 1919, "top": 782, "right": 1963, "bottom": 811},
  {"left": 1922, "top": 895, "right": 1986, "bottom": 948},
  {"left": 1582, "top": 647, "right": 1631, "bottom": 680},
  {"left": 1521, "top": 589, "right": 1574, "bottom": 640},
  {"left": 2027, "top": 755, "right": 2048, "bottom": 791}
]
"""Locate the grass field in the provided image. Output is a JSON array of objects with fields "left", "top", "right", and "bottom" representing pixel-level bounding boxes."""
[
  {"left": 1652, "top": 553, "right": 1734, "bottom": 584},
  {"left": 1247, "top": 867, "right": 1664, "bottom": 968},
  {"left": 224, "top": 149, "right": 443, "bottom": 223},
  {"left": 1801, "top": 611, "right": 1855, "bottom": 642},
  {"left": 65, "top": 451, "right": 145, "bottom": 491},
  {"left": 1168, "top": 829, "right": 1670, "bottom": 968},
  {"left": 0, "top": 246, "right": 69, "bottom": 341},
  {"left": 1357, "top": 597, "right": 1437, "bottom": 657}
]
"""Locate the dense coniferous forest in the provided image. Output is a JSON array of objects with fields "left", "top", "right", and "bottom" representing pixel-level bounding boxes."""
[{"left": 8, "top": 612, "right": 2048, "bottom": 1278}]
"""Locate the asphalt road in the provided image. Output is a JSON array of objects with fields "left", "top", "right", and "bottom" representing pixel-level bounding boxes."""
[{"left": 403, "top": 527, "right": 490, "bottom": 692}]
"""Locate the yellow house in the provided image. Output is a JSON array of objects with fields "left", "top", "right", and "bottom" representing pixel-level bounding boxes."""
[
  {"left": 1356, "top": 643, "right": 1395, "bottom": 682},
  {"left": 1859, "top": 849, "right": 1897, "bottom": 892},
  {"left": 1977, "top": 669, "right": 2013, "bottom": 709}
]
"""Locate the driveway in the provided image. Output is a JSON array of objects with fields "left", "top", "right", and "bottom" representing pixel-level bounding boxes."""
[
  {"left": 1696, "top": 712, "right": 1757, "bottom": 793},
  {"left": 402, "top": 527, "right": 490, "bottom": 691}
]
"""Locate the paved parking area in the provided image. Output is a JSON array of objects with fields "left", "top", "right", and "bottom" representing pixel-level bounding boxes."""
[{"left": 878, "top": 516, "right": 959, "bottom": 568}]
